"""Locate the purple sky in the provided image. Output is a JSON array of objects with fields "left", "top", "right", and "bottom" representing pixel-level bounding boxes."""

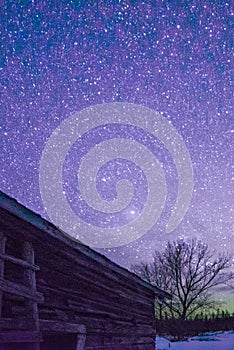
[{"left": 0, "top": 1, "right": 233, "bottom": 310}]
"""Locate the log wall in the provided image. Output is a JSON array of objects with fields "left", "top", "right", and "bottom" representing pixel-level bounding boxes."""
[{"left": 0, "top": 193, "right": 160, "bottom": 350}]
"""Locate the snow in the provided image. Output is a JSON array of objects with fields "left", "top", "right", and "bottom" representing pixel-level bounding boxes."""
[{"left": 156, "top": 331, "right": 234, "bottom": 350}]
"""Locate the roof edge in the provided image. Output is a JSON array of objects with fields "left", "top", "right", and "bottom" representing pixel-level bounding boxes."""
[{"left": 0, "top": 190, "right": 169, "bottom": 298}]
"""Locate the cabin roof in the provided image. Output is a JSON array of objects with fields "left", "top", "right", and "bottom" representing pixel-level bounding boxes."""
[{"left": 0, "top": 190, "right": 169, "bottom": 299}]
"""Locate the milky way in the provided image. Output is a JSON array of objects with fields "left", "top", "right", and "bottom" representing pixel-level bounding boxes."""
[{"left": 0, "top": 1, "right": 233, "bottom": 308}]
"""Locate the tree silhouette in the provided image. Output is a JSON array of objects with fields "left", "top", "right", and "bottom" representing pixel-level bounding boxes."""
[{"left": 132, "top": 239, "right": 234, "bottom": 320}]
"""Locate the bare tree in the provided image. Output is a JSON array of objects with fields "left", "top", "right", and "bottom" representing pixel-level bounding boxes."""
[{"left": 132, "top": 239, "right": 234, "bottom": 320}]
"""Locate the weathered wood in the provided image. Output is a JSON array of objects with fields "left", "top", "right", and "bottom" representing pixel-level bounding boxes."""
[
  {"left": 85, "top": 335, "right": 155, "bottom": 350},
  {"left": 0, "top": 192, "right": 160, "bottom": 349},
  {"left": 40, "top": 320, "right": 86, "bottom": 334},
  {"left": 0, "top": 233, "right": 6, "bottom": 326},
  {"left": 67, "top": 302, "right": 153, "bottom": 323},
  {"left": 37, "top": 264, "right": 154, "bottom": 311},
  {"left": 0, "top": 203, "right": 164, "bottom": 298},
  {"left": 38, "top": 286, "right": 153, "bottom": 320},
  {"left": 22, "top": 241, "right": 40, "bottom": 333},
  {"left": 0, "top": 240, "right": 42, "bottom": 349},
  {"left": 40, "top": 282, "right": 153, "bottom": 317},
  {"left": 1, "top": 317, "right": 34, "bottom": 330},
  {"left": 39, "top": 298, "right": 152, "bottom": 328},
  {"left": 0, "top": 252, "right": 40, "bottom": 271},
  {"left": 23, "top": 242, "right": 37, "bottom": 290},
  {"left": 37, "top": 246, "right": 148, "bottom": 297},
  {"left": 76, "top": 332, "right": 86, "bottom": 350},
  {"left": 0, "top": 331, "right": 42, "bottom": 343},
  {"left": 0, "top": 278, "right": 43, "bottom": 302}
]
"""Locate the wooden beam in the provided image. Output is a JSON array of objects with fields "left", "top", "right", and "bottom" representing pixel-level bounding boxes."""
[
  {"left": 40, "top": 320, "right": 86, "bottom": 334},
  {"left": 0, "top": 253, "right": 40, "bottom": 271},
  {"left": 22, "top": 241, "right": 40, "bottom": 332},
  {"left": 76, "top": 332, "right": 86, "bottom": 350},
  {"left": 0, "top": 317, "right": 33, "bottom": 330},
  {"left": 0, "top": 279, "right": 44, "bottom": 302},
  {"left": 0, "top": 331, "right": 42, "bottom": 343}
]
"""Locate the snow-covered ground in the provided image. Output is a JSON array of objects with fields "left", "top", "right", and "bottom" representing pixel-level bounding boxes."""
[{"left": 156, "top": 331, "right": 234, "bottom": 350}]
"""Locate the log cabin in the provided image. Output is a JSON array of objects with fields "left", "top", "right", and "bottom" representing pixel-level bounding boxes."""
[{"left": 0, "top": 190, "right": 168, "bottom": 350}]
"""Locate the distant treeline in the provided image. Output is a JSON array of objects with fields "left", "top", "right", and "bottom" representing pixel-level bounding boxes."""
[{"left": 156, "top": 313, "right": 234, "bottom": 340}]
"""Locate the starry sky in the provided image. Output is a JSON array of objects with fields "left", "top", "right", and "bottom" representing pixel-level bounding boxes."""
[{"left": 0, "top": 1, "right": 233, "bottom": 310}]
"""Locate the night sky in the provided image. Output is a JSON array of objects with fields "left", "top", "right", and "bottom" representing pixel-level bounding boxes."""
[{"left": 0, "top": 1, "right": 233, "bottom": 310}]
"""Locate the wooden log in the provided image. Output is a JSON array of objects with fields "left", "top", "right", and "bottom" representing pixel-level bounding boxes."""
[
  {"left": 0, "top": 252, "right": 40, "bottom": 271},
  {"left": 30, "top": 239, "right": 149, "bottom": 293},
  {"left": 76, "top": 332, "right": 86, "bottom": 350},
  {"left": 39, "top": 294, "right": 152, "bottom": 323},
  {"left": 0, "top": 330, "right": 42, "bottom": 343},
  {"left": 0, "top": 317, "right": 33, "bottom": 330},
  {"left": 37, "top": 283, "right": 154, "bottom": 327},
  {"left": 0, "top": 279, "right": 43, "bottom": 302},
  {"left": 67, "top": 301, "right": 154, "bottom": 323},
  {"left": 40, "top": 320, "right": 86, "bottom": 334},
  {"left": 37, "top": 266, "right": 153, "bottom": 312},
  {"left": 38, "top": 249, "right": 147, "bottom": 298},
  {"left": 37, "top": 280, "right": 153, "bottom": 315},
  {"left": 22, "top": 241, "right": 40, "bottom": 333},
  {"left": 84, "top": 334, "right": 155, "bottom": 350},
  {"left": 0, "top": 198, "right": 158, "bottom": 350}
]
